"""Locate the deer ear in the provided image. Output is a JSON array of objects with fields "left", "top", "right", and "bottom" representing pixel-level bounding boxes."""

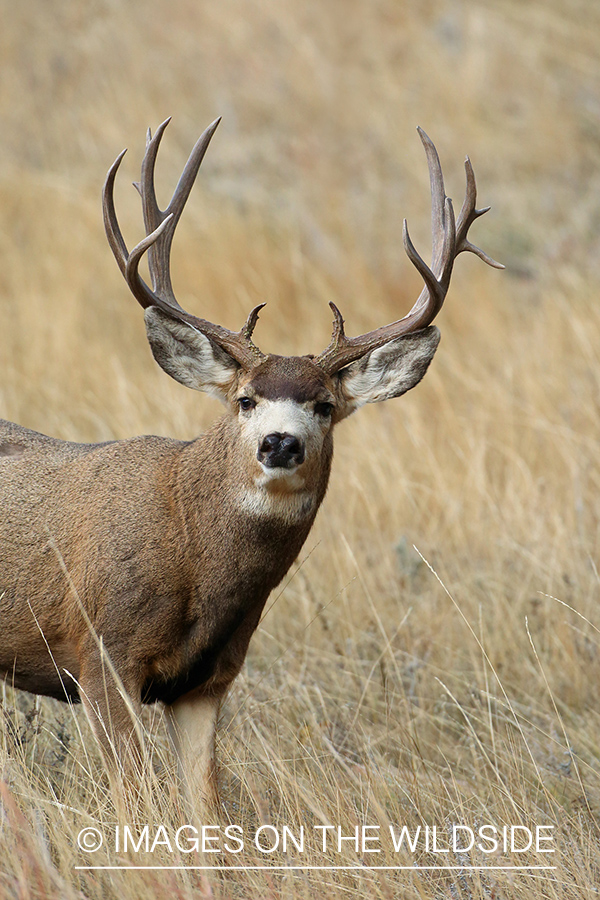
[
  {"left": 334, "top": 326, "right": 440, "bottom": 421},
  {"left": 144, "top": 307, "right": 239, "bottom": 403}
]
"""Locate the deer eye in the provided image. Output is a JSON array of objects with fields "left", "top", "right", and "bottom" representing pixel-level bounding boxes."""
[
  {"left": 238, "top": 397, "right": 256, "bottom": 412},
  {"left": 314, "top": 401, "right": 334, "bottom": 418}
]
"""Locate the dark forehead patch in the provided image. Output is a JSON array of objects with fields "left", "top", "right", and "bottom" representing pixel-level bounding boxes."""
[{"left": 244, "top": 355, "right": 332, "bottom": 403}]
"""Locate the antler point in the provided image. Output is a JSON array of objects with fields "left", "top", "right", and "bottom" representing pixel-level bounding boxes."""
[
  {"left": 242, "top": 303, "right": 267, "bottom": 342},
  {"left": 417, "top": 127, "right": 435, "bottom": 151},
  {"left": 328, "top": 301, "right": 345, "bottom": 328}
]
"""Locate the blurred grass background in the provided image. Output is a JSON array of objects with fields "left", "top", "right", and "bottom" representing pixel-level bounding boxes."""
[{"left": 1, "top": 0, "right": 600, "bottom": 897}]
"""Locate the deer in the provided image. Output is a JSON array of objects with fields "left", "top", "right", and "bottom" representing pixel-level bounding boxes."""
[{"left": 0, "top": 118, "right": 501, "bottom": 814}]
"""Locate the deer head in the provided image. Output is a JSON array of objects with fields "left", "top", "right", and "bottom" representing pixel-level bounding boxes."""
[{"left": 103, "top": 119, "right": 502, "bottom": 499}]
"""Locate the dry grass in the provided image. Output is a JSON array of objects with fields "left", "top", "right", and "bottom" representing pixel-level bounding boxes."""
[{"left": 1, "top": 0, "right": 600, "bottom": 897}]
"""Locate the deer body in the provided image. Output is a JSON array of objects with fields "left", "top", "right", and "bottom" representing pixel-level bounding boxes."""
[
  {"left": 0, "top": 119, "right": 501, "bottom": 810},
  {"left": 0, "top": 413, "right": 324, "bottom": 704}
]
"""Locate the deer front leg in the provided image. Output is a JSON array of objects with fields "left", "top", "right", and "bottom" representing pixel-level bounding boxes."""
[
  {"left": 77, "top": 646, "right": 145, "bottom": 809},
  {"left": 165, "top": 689, "right": 222, "bottom": 820}
]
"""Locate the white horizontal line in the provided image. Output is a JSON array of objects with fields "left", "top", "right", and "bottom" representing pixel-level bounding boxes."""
[{"left": 74, "top": 865, "right": 557, "bottom": 871}]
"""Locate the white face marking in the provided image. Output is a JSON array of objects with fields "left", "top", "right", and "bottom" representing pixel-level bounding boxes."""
[
  {"left": 235, "top": 397, "right": 332, "bottom": 521},
  {"left": 241, "top": 399, "right": 330, "bottom": 487}
]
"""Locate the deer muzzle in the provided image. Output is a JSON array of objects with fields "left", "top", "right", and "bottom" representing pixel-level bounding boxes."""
[{"left": 257, "top": 432, "right": 305, "bottom": 469}]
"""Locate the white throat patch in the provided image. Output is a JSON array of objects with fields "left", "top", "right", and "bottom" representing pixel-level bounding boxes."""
[{"left": 236, "top": 486, "right": 315, "bottom": 523}]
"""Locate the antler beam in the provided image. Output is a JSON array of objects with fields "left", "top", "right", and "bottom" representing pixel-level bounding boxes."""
[{"left": 315, "top": 128, "right": 503, "bottom": 375}]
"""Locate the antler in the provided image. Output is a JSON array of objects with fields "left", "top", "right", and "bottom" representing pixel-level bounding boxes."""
[
  {"left": 315, "top": 127, "right": 503, "bottom": 375},
  {"left": 103, "top": 118, "right": 267, "bottom": 369}
]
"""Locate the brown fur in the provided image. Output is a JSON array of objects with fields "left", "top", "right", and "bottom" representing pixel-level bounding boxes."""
[{"left": 0, "top": 411, "right": 331, "bottom": 684}]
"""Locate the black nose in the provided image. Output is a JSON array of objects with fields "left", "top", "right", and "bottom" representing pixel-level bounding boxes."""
[{"left": 258, "top": 432, "right": 305, "bottom": 468}]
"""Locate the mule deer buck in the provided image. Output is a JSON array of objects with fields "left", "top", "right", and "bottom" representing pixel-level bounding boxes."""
[{"left": 0, "top": 119, "right": 501, "bottom": 810}]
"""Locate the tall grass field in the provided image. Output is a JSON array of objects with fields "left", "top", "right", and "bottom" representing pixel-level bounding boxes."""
[{"left": 1, "top": 0, "right": 600, "bottom": 897}]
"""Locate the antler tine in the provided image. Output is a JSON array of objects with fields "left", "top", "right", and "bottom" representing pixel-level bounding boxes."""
[
  {"left": 315, "top": 129, "right": 501, "bottom": 375},
  {"left": 103, "top": 119, "right": 267, "bottom": 369},
  {"left": 138, "top": 117, "right": 223, "bottom": 304},
  {"left": 103, "top": 150, "right": 132, "bottom": 279},
  {"left": 137, "top": 117, "right": 179, "bottom": 303},
  {"left": 456, "top": 158, "right": 504, "bottom": 269},
  {"left": 168, "top": 118, "right": 222, "bottom": 223},
  {"left": 124, "top": 214, "right": 175, "bottom": 308},
  {"left": 103, "top": 149, "right": 157, "bottom": 308},
  {"left": 136, "top": 117, "right": 171, "bottom": 233},
  {"left": 418, "top": 126, "right": 447, "bottom": 272}
]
